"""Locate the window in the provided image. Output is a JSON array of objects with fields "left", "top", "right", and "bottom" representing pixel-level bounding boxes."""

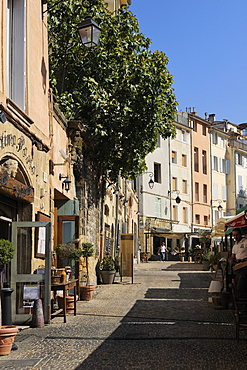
[
  {"left": 235, "top": 152, "right": 242, "bottom": 165},
  {"left": 7, "top": 0, "right": 26, "bottom": 110},
  {"left": 157, "top": 135, "right": 161, "bottom": 147},
  {"left": 182, "top": 179, "right": 187, "bottom": 194},
  {"left": 172, "top": 151, "right": 177, "bottom": 164},
  {"left": 202, "top": 150, "right": 207, "bottom": 174},
  {"left": 220, "top": 137, "right": 225, "bottom": 148},
  {"left": 154, "top": 163, "right": 161, "bottom": 183},
  {"left": 155, "top": 197, "right": 162, "bottom": 218},
  {"left": 213, "top": 156, "right": 218, "bottom": 171},
  {"left": 213, "top": 184, "right": 218, "bottom": 199},
  {"left": 194, "top": 147, "right": 199, "bottom": 172},
  {"left": 204, "top": 216, "right": 208, "bottom": 225},
  {"left": 203, "top": 184, "right": 207, "bottom": 203},
  {"left": 202, "top": 124, "right": 206, "bottom": 136},
  {"left": 238, "top": 175, "right": 243, "bottom": 193},
  {"left": 195, "top": 182, "right": 199, "bottom": 202},
  {"left": 172, "top": 177, "right": 177, "bottom": 191},
  {"left": 172, "top": 205, "right": 178, "bottom": 221},
  {"left": 193, "top": 121, "right": 197, "bottom": 132},
  {"left": 222, "top": 186, "right": 227, "bottom": 201},
  {"left": 182, "top": 154, "right": 187, "bottom": 167},
  {"left": 182, "top": 130, "right": 187, "bottom": 142},
  {"left": 212, "top": 132, "right": 218, "bottom": 145},
  {"left": 182, "top": 207, "right": 188, "bottom": 223},
  {"left": 195, "top": 214, "right": 200, "bottom": 224}
]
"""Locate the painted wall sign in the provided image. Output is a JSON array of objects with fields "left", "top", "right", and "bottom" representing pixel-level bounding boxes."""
[{"left": 0, "top": 131, "right": 36, "bottom": 174}]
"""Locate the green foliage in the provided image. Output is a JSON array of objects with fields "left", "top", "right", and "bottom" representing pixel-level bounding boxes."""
[
  {"left": 207, "top": 253, "right": 221, "bottom": 271},
  {"left": 0, "top": 239, "right": 15, "bottom": 265},
  {"left": 81, "top": 243, "right": 94, "bottom": 258},
  {"left": 81, "top": 243, "right": 94, "bottom": 285},
  {"left": 55, "top": 243, "right": 84, "bottom": 261},
  {"left": 100, "top": 254, "right": 116, "bottom": 271},
  {"left": 48, "top": 0, "right": 177, "bottom": 181}
]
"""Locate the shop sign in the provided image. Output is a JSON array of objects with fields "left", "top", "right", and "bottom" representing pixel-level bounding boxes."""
[
  {"left": 0, "top": 131, "right": 36, "bottom": 175},
  {"left": 0, "top": 171, "right": 34, "bottom": 202}
]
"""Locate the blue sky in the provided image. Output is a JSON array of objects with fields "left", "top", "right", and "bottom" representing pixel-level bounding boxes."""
[{"left": 130, "top": 0, "right": 247, "bottom": 124}]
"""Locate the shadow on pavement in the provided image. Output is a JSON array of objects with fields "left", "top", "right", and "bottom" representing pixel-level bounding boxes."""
[
  {"left": 73, "top": 272, "right": 246, "bottom": 370},
  {"left": 165, "top": 262, "right": 208, "bottom": 271}
]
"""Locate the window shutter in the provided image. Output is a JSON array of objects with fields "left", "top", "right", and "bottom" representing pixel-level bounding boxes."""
[
  {"left": 225, "top": 159, "right": 230, "bottom": 174},
  {"left": 9, "top": 0, "right": 26, "bottom": 110},
  {"left": 222, "top": 186, "right": 227, "bottom": 201},
  {"left": 213, "top": 184, "right": 218, "bottom": 199}
]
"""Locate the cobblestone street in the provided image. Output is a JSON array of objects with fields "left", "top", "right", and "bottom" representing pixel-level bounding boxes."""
[{"left": 0, "top": 261, "right": 247, "bottom": 370}]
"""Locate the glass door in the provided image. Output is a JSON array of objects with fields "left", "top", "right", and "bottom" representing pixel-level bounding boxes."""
[{"left": 11, "top": 221, "right": 51, "bottom": 324}]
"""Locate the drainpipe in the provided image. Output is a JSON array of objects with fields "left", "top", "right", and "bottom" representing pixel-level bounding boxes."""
[{"left": 100, "top": 175, "right": 106, "bottom": 260}]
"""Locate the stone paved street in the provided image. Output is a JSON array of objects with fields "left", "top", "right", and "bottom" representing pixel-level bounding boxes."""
[{"left": 0, "top": 261, "right": 247, "bottom": 369}]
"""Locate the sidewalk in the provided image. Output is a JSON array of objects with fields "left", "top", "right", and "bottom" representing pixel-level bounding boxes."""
[{"left": 0, "top": 261, "right": 246, "bottom": 369}]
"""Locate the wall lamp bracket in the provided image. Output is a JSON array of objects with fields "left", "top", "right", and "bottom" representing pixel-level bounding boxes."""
[
  {"left": 168, "top": 190, "right": 181, "bottom": 204},
  {"left": 59, "top": 173, "right": 71, "bottom": 191}
]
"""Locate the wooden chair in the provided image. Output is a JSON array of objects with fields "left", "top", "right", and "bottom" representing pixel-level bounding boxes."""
[{"left": 230, "top": 280, "right": 247, "bottom": 342}]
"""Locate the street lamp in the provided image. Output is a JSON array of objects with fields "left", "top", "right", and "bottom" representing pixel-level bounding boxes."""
[
  {"left": 168, "top": 190, "right": 181, "bottom": 204},
  {"left": 78, "top": 16, "right": 101, "bottom": 48}
]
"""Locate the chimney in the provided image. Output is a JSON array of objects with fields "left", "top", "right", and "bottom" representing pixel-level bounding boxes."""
[{"left": 208, "top": 114, "right": 216, "bottom": 123}]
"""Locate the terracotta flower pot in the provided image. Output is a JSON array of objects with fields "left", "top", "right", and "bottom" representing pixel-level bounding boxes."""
[
  {"left": 80, "top": 285, "right": 95, "bottom": 301},
  {"left": 57, "top": 294, "right": 78, "bottom": 314},
  {"left": 0, "top": 326, "right": 18, "bottom": 356}
]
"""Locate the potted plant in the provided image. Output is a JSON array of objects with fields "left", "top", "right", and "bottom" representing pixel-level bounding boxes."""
[
  {"left": 99, "top": 254, "right": 116, "bottom": 284},
  {"left": 80, "top": 243, "right": 95, "bottom": 301},
  {"left": 55, "top": 243, "right": 84, "bottom": 263},
  {"left": 0, "top": 239, "right": 15, "bottom": 271},
  {"left": 207, "top": 252, "right": 221, "bottom": 271},
  {"left": 55, "top": 243, "right": 83, "bottom": 310},
  {"left": 0, "top": 239, "right": 17, "bottom": 355}
]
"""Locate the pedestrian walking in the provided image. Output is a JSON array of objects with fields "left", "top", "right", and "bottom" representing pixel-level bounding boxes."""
[{"left": 158, "top": 242, "right": 167, "bottom": 262}]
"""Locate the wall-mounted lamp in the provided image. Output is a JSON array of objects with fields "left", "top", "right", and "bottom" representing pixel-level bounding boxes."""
[
  {"left": 168, "top": 190, "right": 181, "bottom": 204},
  {"left": 77, "top": 0, "right": 101, "bottom": 48},
  {"left": 0, "top": 111, "right": 7, "bottom": 123},
  {"left": 32, "top": 140, "right": 43, "bottom": 151},
  {"left": 59, "top": 174, "right": 71, "bottom": 191},
  {"left": 217, "top": 204, "right": 223, "bottom": 212},
  {"left": 142, "top": 172, "right": 154, "bottom": 189},
  {"left": 78, "top": 16, "right": 101, "bottom": 48}
]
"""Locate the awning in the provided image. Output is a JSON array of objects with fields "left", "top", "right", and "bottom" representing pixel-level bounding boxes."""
[
  {"left": 225, "top": 211, "right": 247, "bottom": 228},
  {"left": 211, "top": 218, "right": 227, "bottom": 237}
]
